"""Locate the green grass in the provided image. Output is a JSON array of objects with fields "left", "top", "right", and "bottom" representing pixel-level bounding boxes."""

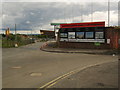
[
  {"left": 2, "top": 39, "right": 34, "bottom": 48},
  {"left": 0, "top": 39, "right": 2, "bottom": 48},
  {"left": 1, "top": 34, "right": 50, "bottom": 48}
]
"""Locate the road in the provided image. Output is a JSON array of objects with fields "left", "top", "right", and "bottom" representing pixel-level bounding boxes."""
[{"left": 2, "top": 42, "right": 118, "bottom": 88}]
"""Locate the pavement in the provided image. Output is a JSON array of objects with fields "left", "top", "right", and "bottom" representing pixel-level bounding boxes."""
[{"left": 40, "top": 41, "right": 118, "bottom": 55}]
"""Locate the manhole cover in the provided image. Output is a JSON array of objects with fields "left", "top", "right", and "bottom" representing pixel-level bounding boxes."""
[
  {"left": 11, "top": 66, "right": 21, "bottom": 69},
  {"left": 97, "top": 83, "right": 105, "bottom": 86},
  {"left": 30, "top": 73, "right": 42, "bottom": 77}
]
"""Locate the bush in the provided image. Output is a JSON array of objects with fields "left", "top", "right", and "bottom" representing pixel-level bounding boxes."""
[{"left": 2, "top": 35, "right": 34, "bottom": 48}]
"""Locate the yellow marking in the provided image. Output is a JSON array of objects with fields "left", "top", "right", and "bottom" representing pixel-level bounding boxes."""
[
  {"left": 38, "top": 61, "right": 116, "bottom": 90},
  {"left": 38, "top": 70, "right": 77, "bottom": 89},
  {"left": 47, "top": 82, "right": 57, "bottom": 88}
]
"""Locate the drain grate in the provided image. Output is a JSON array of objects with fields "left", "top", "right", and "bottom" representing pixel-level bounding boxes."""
[{"left": 97, "top": 83, "right": 105, "bottom": 86}]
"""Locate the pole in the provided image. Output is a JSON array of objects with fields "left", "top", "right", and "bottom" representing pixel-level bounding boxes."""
[
  {"left": 31, "top": 29, "right": 32, "bottom": 36},
  {"left": 15, "top": 24, "right": 16, "bottom": 35},
  {"left": 54, "top": 25, "right": 56, "bottom": 40},
  {"left": 91, "top": 1, "right": 93, "bottom": 22},
  {"left": 81, "top": 4, "right": 83, "bottom": 22},
  {"left": 108, "top": 0, "right": 110, "bottom": 27},
  {"left": 31, "top": 29, "right": 32, "bottom": 43},
  {"left": 14, "top": 24, "right": 18, "bottom": 47},
  {"left": 71, "top": 4, "right": 73, "bottom": 22}
]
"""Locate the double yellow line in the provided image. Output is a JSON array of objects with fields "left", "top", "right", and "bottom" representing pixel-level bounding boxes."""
[
  {"left": 37, "top": 61, "right": 116, "bottom": 90},
  {"left": 38, "top": 70, "right": 77, "bottom": 90}
]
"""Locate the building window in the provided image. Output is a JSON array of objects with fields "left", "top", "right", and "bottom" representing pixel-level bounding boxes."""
[
  {"left": 60, "top": 33, "right": 68, "bottom": 38},
  {"left": 68, "top": 32, "right": 75, "bottom": 39},
  {"left": 76, "top": 32, "right": 84, "bottom": 39},
  {"left": 95, "top": 32, "right": 104, "bottom": 39},
  {"left": 85, "top": 32, "right": 94, "bottom": 39},
  {"left": 67, "top": 28, "right": 73, "bottom": 32}
]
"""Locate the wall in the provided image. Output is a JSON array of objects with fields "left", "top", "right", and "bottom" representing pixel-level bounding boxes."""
[
  {"left": 106, "top": 28, "right": 120, "bottom": 49},
  {"left": 58, "top": 42, "right": 110, "bottom": 49},
  {"left": 58, "top": 27, "right": 120, "bottom": 49},
  {"left": 40, "top": 30, "right": 55, "bottom": 38}
]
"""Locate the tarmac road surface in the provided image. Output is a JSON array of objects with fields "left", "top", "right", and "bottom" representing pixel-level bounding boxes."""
[
  {"left": 50, "top": 61, "right": 118, "bottom": 88},
  {"left": 2, "top": 42, "right": 118, "bottom": 88}
]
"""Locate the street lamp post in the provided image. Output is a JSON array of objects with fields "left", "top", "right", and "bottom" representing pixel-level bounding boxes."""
[
  {"left": 15, "top": 24, "right": 18, "bottom": 47},
  {"left": 108, "top": 0, "right": 110, "bottom": 27}
]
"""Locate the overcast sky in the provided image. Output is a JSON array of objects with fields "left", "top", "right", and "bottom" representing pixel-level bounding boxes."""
[{"left": 1, "top": 0, "right": 119, "bottom": 34}]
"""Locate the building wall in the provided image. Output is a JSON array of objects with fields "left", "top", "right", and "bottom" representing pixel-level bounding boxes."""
[
  {"left": 58, "top": 42, "right": 110, "bottom": 49},
  {"left": 40, "top": 30, "right": 55, "bottom": 38},
  {"left": 106, "top": 28, "right": 120, "bottom": 49},
  {"left": 58, "top": 27, "right": 119, "bottom": 49}
]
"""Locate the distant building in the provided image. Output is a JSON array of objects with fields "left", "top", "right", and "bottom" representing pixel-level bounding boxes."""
[
  {"left": 5, "top": 28, "right": 10, "bottom": 36},
  {"left": 40, "top": 30, "right": 55, "bottom": 38}
]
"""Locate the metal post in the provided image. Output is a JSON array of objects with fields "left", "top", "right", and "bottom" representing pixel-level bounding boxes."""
[
  {"left": 31, "top": 29, "right": 32, "bottom": 43},
  {"left": 14, "top": 24, "right": 18, "bottom": 47},
  {"left": 54, "top": 25, "right": 56, "bottom": 40},
  {"left": 15, "top": 24, "right": 16, "bottom": 35},
  {"left": 15, "top": 24, "right": 17, "bottom": 42},
  {"left": 81, "top": 4, "right": 83, "bottom": 22},
  {"left": 91, "top": 1, "right": 93, "bottom": 22},
  {"left": 108, "top": 0, "right": 110, "bottom": 27}
]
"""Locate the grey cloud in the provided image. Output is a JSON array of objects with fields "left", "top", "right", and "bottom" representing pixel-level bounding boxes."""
[{"left": 2, "top": 2, "right": 118, "bottom": 31}]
